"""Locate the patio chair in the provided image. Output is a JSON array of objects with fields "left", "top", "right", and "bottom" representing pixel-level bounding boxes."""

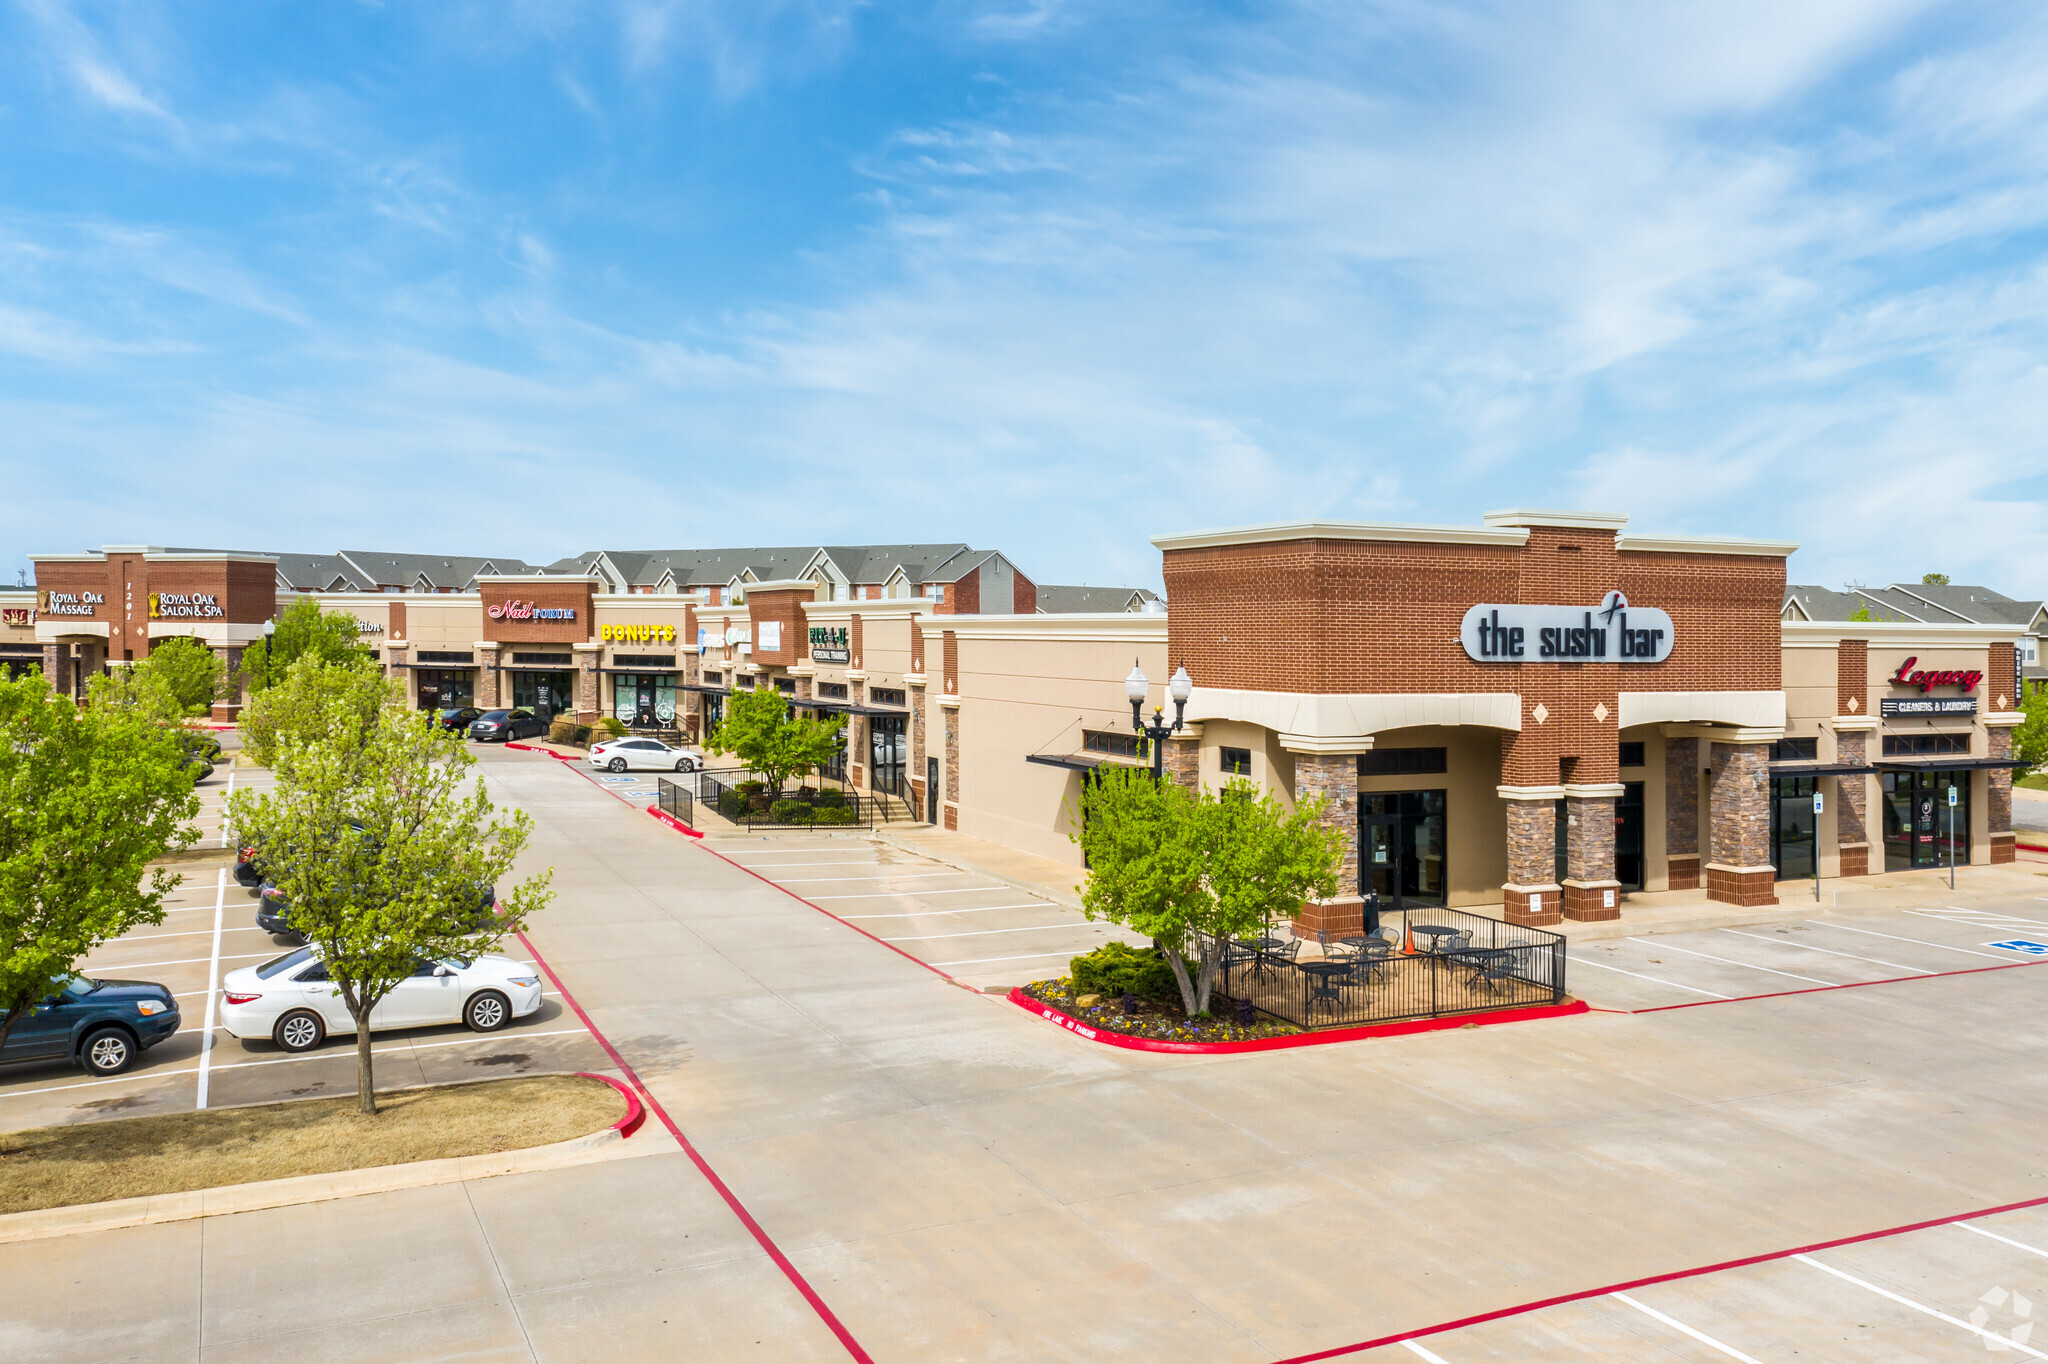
[{"left": 1255, "top": 937, "right": 1301, "bottom": 982}]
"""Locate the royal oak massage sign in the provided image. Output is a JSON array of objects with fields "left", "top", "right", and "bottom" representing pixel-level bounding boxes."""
[
  {"left": 39, "top": 589, "right": 102, "bottom": 618},
  {"left": 1461, "top": 591, "right": 1675, "bottom": 664}
]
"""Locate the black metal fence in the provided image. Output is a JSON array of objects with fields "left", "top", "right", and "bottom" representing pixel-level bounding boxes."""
[
  {"left": 1217, "top": 906, "right": 1566, "bottom": 1029},
  {"left": 654, "top": 777, "right": 695, "bottom": 829},
  {"left": 697, "top": 771, "right": 886, "bottom": 829}
]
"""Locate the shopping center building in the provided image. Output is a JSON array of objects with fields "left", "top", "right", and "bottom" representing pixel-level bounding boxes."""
[{"left": 15, "top": 514, "right": 2027, "bottom": 925}]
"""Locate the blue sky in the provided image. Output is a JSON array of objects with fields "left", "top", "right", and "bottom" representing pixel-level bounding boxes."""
[{"left": 4, "top": 1, "right": 2047, "bottom": 594}]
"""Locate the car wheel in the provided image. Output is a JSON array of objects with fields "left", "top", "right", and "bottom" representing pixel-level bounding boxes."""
[
  {"left": 273, "top": 1010, "right": 326, "bottom": 1053},
  {"left": 608, "top": 757, "right": 627, "bottom": 772},
  {"left": 465, "top": 990, "right": 511, "bottom": 1032},
  {"left": 79, "top": 1027, "right": 136, "bottom": 1076},
  {"left": 675, "top": 757, "right": 694, "bottom": 772}
]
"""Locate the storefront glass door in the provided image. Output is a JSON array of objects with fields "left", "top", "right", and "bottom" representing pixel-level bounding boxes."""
[
  {"left": 1881, "top": 770, "right": 1970, "bottom": 871},
  {"left": 1360, "top": 790, "right": 1447, "bottom": 912},
  {"left": 511, "top": 670, "right": 575, "bottom": 721},
  {"left": 611, "top": 674, "right": 676, "bottom": 729},
  {"left": 1771, "top": 775, "right": 1817, "bottom": 880},
  {"left": 415, "top": 669, "right": 475, "bottom": 711},
  {"left": 1616, "top": 782, "right": 1645, "bottom": 890},
  {"left": 869, "top": 716, "right": 906, "bottom": 795}
]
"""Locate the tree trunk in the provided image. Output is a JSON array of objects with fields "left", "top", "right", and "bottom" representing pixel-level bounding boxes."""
[
  {"left": 1160, "top": 940, "right": 1198, "bottom": 1017},
  {"left": 353, "top": 1010, "right": 378, "bottom": 1114},
  {"left": 1193, "top": 935, "right": 1223, "bottom": 1014}
]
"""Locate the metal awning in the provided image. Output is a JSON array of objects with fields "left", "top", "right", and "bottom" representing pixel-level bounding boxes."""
[
  {"left": 676, "top": 682, "right": 728, "bottom": 695},
  {"left": 849, "top": 704, "right": 908, "bottom": 717},
  {"left": 1874, "top": 758, "right": 2029, "bottom": 771},
  {"left": 600, "top": 666, "right": 683, "bottom": 674},
  {"left": 1025, "top": 752, "right": 1147, "bottom": 773},
  {"left": 1768, "top": 762, "right": 1877, "bottom": 777}
]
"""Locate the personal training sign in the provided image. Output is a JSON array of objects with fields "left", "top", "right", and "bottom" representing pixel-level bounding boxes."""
[{"left": 1462, "top": 591, "right": 1673, "bottom": 663}]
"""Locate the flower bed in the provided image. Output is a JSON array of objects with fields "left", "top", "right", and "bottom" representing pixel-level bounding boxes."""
[{"left": 1019, "top": 975, "right": 1302, "bottom": 1044}]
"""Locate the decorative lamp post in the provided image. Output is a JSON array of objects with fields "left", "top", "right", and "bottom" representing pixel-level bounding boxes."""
[{"left": 1126, "top": 660, "right": 1194, "bottom": 782}]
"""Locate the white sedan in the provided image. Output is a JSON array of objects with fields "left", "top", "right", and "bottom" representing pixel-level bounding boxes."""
[
  {"left": 589, "top": 736, "right": 702, "bottom": 773},
  {"left": 219, "top": 947, "right": 545, "bottom": 1052}
]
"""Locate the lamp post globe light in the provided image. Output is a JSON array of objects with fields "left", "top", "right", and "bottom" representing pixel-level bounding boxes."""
[{"left": 1126, "top": 660, "right": 1194, "bottom": 782}]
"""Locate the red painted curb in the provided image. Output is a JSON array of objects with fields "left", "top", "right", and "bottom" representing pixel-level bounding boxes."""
[
  {"left": 574, "top": 1070, "right": 646, "bottom": 1138},
  {"left": 1006, "top": 987, "right": 1590, "bottom": 1053},
  {"left": 646, "top": 805, "right": 705, "bottom": 839},
  {"left": 505, "top": 742, "right": 579, "bottom": 761},
  {"left": 1263, "top": 1188, "right": 2048, "bottom": 1362},
  {"left": 520, "top": 930, "right": 873, "bottom": 1363}
]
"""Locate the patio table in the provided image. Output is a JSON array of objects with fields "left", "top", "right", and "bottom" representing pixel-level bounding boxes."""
[{"left": 1299, "top": 960, "right": 1351, "bottom": 1016}]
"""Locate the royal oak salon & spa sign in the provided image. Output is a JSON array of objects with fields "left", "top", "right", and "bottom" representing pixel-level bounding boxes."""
[{"left": 1461, "top": 591, "right": 1675, "bottom": 663}]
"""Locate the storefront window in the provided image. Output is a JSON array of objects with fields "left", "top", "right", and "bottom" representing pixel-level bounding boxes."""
[
  {"left": 1881, "top": 770, "right": 1970, "bottom": 871},
  {"left": 611, "top": 674, "right": 677, "bottom": 729},
  {"left": 511, "top": 670, "right": 576, "bottom": 721},
  {"left": 870, "top": 715, "right": 907, "bottom": 795},
  {"left": 416, "top": 669, "right": 475, "bottom": 710},
  {"left": 1361, "top": 790, "right": 1446, "bottom": 910},
  {"left": 1771, "top": 775, "right": 1817, "bottom": 880}
]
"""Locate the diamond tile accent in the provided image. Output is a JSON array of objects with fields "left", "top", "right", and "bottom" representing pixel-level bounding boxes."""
[
  {"left": 1846, "top": 695, "right": 1860, "bottom": 712},
  {"left": 1532, "top": 702, "right": 1549, "bottom": 725},
  {"left": 1593, "top": 702, "right": 1609, "bottom": 723}
]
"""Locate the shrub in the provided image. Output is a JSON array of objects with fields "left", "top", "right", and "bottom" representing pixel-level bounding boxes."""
[
  {"left": 816, "top": 787, "right": 848, "bottom": 808},
  {"left": 811, "top": 806, "right": 856, "bottom": 825},
  {"left": 1070, "top": 941, "right": 1186, "bottom": 1004},
  {"left": 737, "top": 780, "right": 766, "bottom": 795},
  {"left": 598, "top": 717, "right": 628, "bottom": 738},
  {"left": 769, "top": 799, "right": 814, "bottom": 825},
  {"left": 717, "top": 792, "right": 747, "bottom": 819}
]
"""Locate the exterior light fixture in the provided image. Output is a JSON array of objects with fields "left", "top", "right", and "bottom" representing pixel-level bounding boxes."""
[{"left": 1125, "top": 659, "right": 1191, "bottom": 783}]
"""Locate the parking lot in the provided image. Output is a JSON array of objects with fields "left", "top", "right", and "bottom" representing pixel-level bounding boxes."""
[
  {"left": 0, "top": 749, "right": 611, "bottom": 1131},
  {"left": 1349, "top": 1203, "right": 2048, "bottom": 1362},
  {"left": 701, "top": 832, "right": 1143, "bottom": 992}
]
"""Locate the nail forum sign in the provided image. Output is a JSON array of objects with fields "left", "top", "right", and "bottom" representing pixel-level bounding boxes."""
[{"left": 1462, "top": 591, "right": 1674, "bottom": 663}]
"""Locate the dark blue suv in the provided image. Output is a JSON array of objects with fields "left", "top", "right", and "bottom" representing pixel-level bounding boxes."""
[{"left": 0, "top": 974, "right": 180, "bottom": 1076}]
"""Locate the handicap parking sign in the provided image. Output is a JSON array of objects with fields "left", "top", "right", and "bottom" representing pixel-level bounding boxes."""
[
  {"left": 1986, "top": 939, "right": 2048, "bottom": 956},
  {"left": 598, "top": 775, "right": 639, "bottom": 784}
]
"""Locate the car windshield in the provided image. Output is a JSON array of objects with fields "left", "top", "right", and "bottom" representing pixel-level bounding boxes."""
[
  {"left": 256, "top": 946, "right": 315, "bottom": 979},
  {"left": 478, "top": 710, "right": 509, "bottom": 721},
  {"left": 57, "top": 974, "right": 97, "bottom": 999}
]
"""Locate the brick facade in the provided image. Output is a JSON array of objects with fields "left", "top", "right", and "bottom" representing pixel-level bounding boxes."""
[
  {"left": 1835, "top": 731, "right": 1869, "bottom": 876},
  {"left": 943, "top": 703, "right": 959, "bottom": 830},
  {"left": 1837, "top": 638, "right": 1868, "bottom": 716},
  {"left": 1991, "top": 641, "right": 2018, "bottom": 710},
  {"left": 1989, "top": 725, "right": 2016, "bottom": 864},
  {"left": 479, "top": 580, "right": 594, "bottom": 646}
]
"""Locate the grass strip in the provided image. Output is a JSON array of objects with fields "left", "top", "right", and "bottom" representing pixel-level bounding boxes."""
[{"left": 0, "top": 1074, "right": 623, "bottom": 1215}]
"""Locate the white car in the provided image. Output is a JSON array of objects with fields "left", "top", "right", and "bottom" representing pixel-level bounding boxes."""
[
  {"left": 589, "top": 736, "right": 702, "bottom": 773},
  {"left": 219, "top": 946, "right": 544, "bottom": 1052}
]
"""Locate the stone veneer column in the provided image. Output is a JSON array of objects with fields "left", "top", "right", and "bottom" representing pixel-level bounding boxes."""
[
  {"left": 1707, "top": 741, "right": 1778, "bottom": 906},
  {"left": 1562, "top": 787, "right": 1623, "bottom": 921},
  {"left": 1663, "top": 737, "right": 1701, "bottom": 890},
  {"left": 573, "top": 645, "right": 601, "bottom": 725},
  {"left": 1289, "top": 752, "right": 1364, "bottom": 940},
  {"left": 475, "top": 644, "right": 502, "bottom": 709},
  {"left": 42, "top": 643, "right": 72, "bottom": 700},
  {"left": 908, "top": 685, "right": 927, "bottom": 813},
  {"left": 1501, "top": 793, "right": 1563, "bottom": 926},
  {"left": 942, "top": 700, "right": 960, "bottom": 830},
  {"left": 1988, "top": 724, "right": 2017, "bottom": 864},
  {"left": 1834, "top": 728, "right": 1872, "bottom": 876},
  {"left": 1164, "top": 733, "right": 1200, "bottom": 791}
]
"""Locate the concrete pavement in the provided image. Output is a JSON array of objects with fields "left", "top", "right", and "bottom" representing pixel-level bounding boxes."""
[{"left": 7, "top": 745, "right": 2048, "bottom": 1362}]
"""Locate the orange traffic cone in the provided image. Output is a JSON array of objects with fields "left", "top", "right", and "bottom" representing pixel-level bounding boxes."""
[{"left": 1401, "top": 920, "right": 1416, "bottom": 956}]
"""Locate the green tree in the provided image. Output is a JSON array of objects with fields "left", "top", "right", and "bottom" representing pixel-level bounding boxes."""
[
  {"left": 241, "top": 595, "right": 372, "bottom": 694},
  {"left": 2013, "top": 684, "right": 2048, "bottom": 779},
  {"left": 707, "top": 684, "right": 845, "bottom": 793},
  {"left": 239, "top": 655, "right": 397, "bottom": 771},
  {"left": 1922, "top": 573, "right": 1951, "bottom": 586},
  {"left": 1848, "top": 605, "right": 1873, "bottom": 622},
  {"left": 0, "top": 671, "right": 201, "bottom": 1054},
  {"left": 226, "top": 704, "right": 553, "bottom": 1114},
  {"left": 1070, "top": 767, "right": 1342, "bottom": 1016},
  {"left": 144, "top": 637, "right": 227, "bottom": 716}
]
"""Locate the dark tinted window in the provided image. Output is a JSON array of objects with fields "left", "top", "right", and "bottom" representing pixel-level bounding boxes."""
[
  {"left": 1883, "top": 734, "right": 1970, "bottom": 756},
  {"left": 1220, "top": 747, "right": 1252, "bottom": 775},
  {"left": 294, "top": 961, "right": 330, "bottom": 982},
  {"left": 479, "top": 710, "right": 509, "bottom": 721},
  {"left": 510, "top": 709, "right": 533, "bottom": 719},
  {"left": 1359, "top": 748, "right": 1448, "bottom": 776},
  {"left": 257, "top": 947, "right": 314, "bottom": 979},
  {"left": 1618, "top": 742, "right": 1646, "bottom": 768},
  {"left": 870, "top": 687, "right": 908, "bottom": 707},
  {"left": 1770, "top": 737, "right": 1818, "bottom": 762},
  {"left": 1084, "top": 731, "right": 1143, "bottom": 758}
]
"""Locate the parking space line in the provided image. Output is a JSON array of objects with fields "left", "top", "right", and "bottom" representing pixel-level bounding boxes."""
[
  {"left": 772, "top": 873, "right": 971, "bottom": 884},
  {"left": 1792, "top": 1254, "right": 2048, "bottom": 1359},
  {"left": 840, "top": 903, "right": 1051, "bottom": 919},
  {"left": 725, "top": 861, "right": 888, "bottom": 869},
  {"left": 1609, "top": 1291, "right": 1762, "bottom": 1363},
  {"left": 1627, "top": 938, "right": 1830, "bottom": 985},
  {"left": 882, "top": 923, "right": 1105, "bottom": 942},
  {"left": 1571, "top": 956, "right": 1732, "bottom": 998},
  {"left": 197, "top": 869, "right": 225, "bottom": 1109},
  {"left": 1809, "top": 922, "right": 2016, "bottom": 959},
  {"left": 1959, "top": 1221, "right": 2048, "bottom": 1258},
  {"left": 0, "top": 1028, "right": 593, "bottom": 1100},
  {"left": 77, "top": 951, "right": 273, "bottom": 972},
  {"left": 220, "top": 768, "right": 234, "bottom": 845},
  {"left": 929, "top": 949, "right": 1111, "bottom": 966},
  {"left": 1716, "top": 930, "right": 1929, "bottom": 975},
  {"left": 809, "top": 886, "right": 1008, "bottom": 900},
  {"left": 1401, "top": 1342, "right": 1451, "bottom": 1364},
  {"left": 114, "top": 925, "right": 269, "bottom": 943}
]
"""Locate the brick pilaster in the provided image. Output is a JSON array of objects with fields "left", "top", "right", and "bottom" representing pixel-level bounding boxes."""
[
  {"left": 43, "top": 644, "right": 72, "bottom": 700},
  {"left": 943, "top": 703, "right": 960, "bottom": 830},
  {"left": 1664, "top": 736, "right": 1700, "bottom": 889},
  {"left": 1836, "top": 731, "right": 1870, "bottom": 876},
  {"left": 1165, "top": 735, "right": 1199, "bottom": 791},
  {"left": 1290, "top": 753, "right": 1364, "bottom": 939},
  {"left": 1707, "top": 741, "right": 1778, "bottom": 906},
  {"left": 1989, "top": 726, "right": 2016, "bottom": 864}
]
